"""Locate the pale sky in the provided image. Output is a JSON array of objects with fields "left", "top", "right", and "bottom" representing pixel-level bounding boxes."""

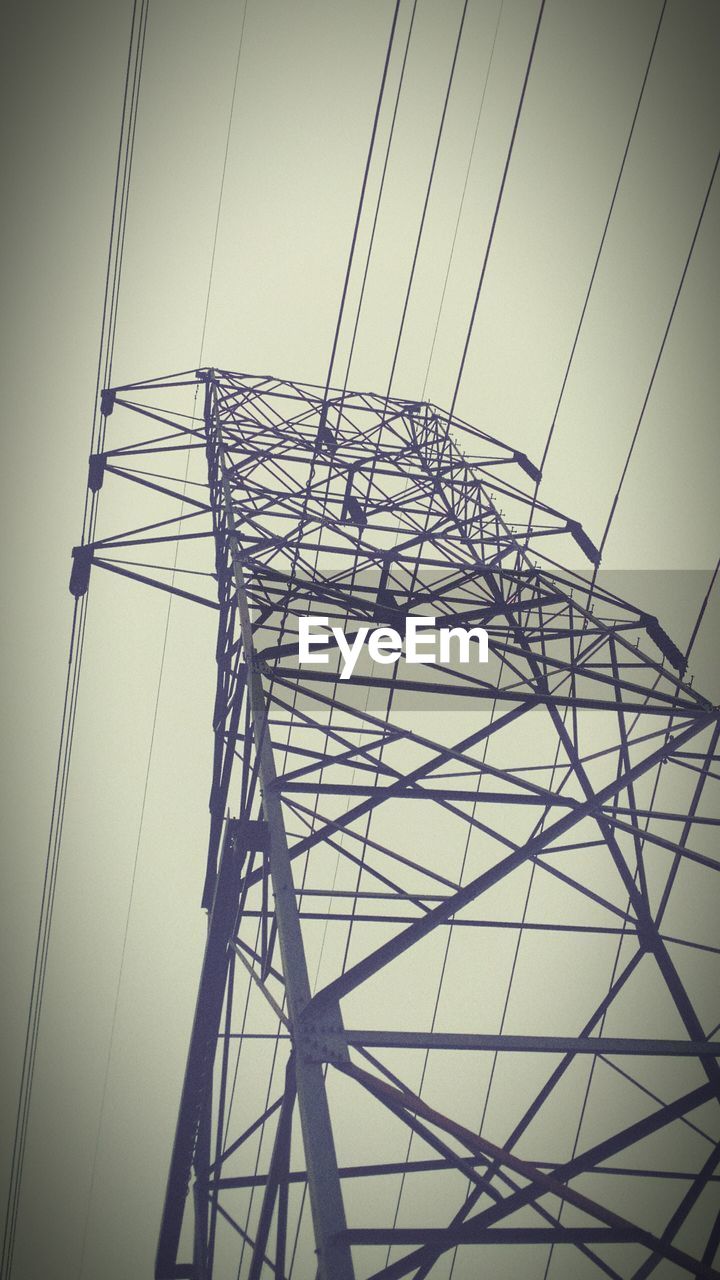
[{"left": 1, "top": 1, "right": 719, "bottom": 1277}]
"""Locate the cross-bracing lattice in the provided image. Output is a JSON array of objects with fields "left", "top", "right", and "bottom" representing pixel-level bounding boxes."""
[{"left": 74, "top": 368, "right": 720, "bottom": 1280}]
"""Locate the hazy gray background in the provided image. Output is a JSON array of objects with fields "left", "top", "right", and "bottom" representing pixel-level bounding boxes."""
[{"left": 1, "top": 0, "right": 718, "bottom": 1276}]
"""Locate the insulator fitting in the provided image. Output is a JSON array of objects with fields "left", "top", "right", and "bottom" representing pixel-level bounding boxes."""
[
  {"left": 566, "top": 518, "right": 600, "bottom": 566},
  {"left": 69, "top": 544, "right": 92, "bottom": 598},
  {"left": 515, "top": 450, "right": 541, "bottom": 483},
  {"left": 100, "top": 388, "right": 115, "bottom": 416},
  {"left": 87, "top": 453, "right": 106, "bottom": 493},
  {"left": 641, "top": 613, "right": 687, "bottom": 675}
]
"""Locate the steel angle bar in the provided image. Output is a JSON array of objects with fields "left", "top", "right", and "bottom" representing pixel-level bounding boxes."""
[
  {"left": 312, "top": 1030, "right": 720, "bottom": 1057},
  {"left": 207, "top": 378, "right": 355, "bottom": 1280}
]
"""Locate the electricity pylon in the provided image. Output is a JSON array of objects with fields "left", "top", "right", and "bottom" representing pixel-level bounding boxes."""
[{"left": 72, "top": 368, "right": 720, "bottom": 1280}]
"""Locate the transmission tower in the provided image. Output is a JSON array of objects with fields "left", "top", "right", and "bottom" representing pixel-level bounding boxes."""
[{"left": 70, "top": 368, "right": 720, "bottom": 1280}]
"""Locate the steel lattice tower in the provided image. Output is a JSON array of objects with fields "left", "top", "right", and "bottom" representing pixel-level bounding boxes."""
[{"left": 71, "top": 368, "right": 720, "bottom": 1280}]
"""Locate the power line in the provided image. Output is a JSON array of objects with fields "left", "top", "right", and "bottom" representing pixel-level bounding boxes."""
[
  {"left": 421, "top": 0, "right": 505, "bottom": 403},
  {"left": 518, "top": 145, "right": 720, "bottom": 1250},
  {"left": 686, "top": 553, "right": 720, "bottom": 665},
  {"left": 535, "top": 0, "right": 668, "bottom": 484},
  {"left": 596, "top": 146, "right": 720, "bottom": 561},
  {"left": 340, "top": 0, "right": 420, "bottom": 399},
  {"left": 321, "top": 0, "right": 403, "bottom": 405},
  {"left": 219, "top": 21, "right": 411, "bottom": 1249},
  {"left": 75, "top": 8, "right": 252, "bottom": 1275},
  {"left": 448, "top": 0, "right": 547, "bottom": 424},
  {"left": 384, "top": 0, "right": 471, "bottom": 401},
  {"left": 0, "top": 5, "right": 149, "bottom": 1277},
  {"left": 199, "top": 0, "right": 250, "bottom": 366}
]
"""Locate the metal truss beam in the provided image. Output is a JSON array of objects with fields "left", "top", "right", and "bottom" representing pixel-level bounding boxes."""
[{"left": 76, "top": 368, "right": 720, "bottom": 1280}]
